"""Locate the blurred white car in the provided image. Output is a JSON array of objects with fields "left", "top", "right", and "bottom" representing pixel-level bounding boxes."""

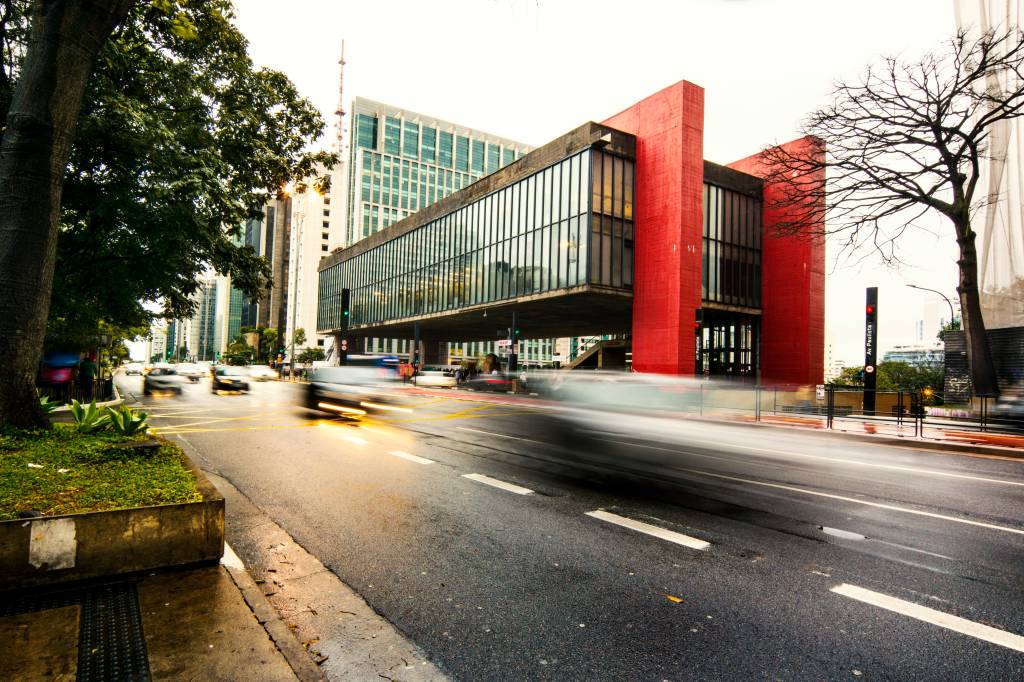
[
  {"left": 413, "top": 368, "right": 457, "bottom": 388},
  {"left": 247, "top": 365, "right": 277, "bottom": 381},
  {"left": 143, "top": 366, "right": 186, "bottom": 395},
  {"left": 124, "top": 362, "right": 144, "bottom": 375}
]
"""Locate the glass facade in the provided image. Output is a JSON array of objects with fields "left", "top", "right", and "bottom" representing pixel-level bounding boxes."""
[
  {"left": 319, "top": 148, "right": 635, "bottom": 333},
  {"left": 702, "top": 182, "right": 762, "bottom": 308},
  {"left": 698, "top": 180, "right": 764, "bottom": 380}
]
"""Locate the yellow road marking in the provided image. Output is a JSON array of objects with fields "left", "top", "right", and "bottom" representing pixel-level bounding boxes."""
[{"left": 381, "top": 409, "right": 533, "bottom": 423}]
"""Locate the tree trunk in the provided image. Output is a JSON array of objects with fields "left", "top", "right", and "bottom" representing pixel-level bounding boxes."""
[
  {"left": 956, "top": 229, "right": 1000, "bottom": 397},
  {"left": 0, "top": 0, "right": 133, "bottom": 428}
]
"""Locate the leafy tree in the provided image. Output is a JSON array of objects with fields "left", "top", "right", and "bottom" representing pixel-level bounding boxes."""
[
  {"left": 757, "top": 29, "right": 1024, "bottom": 398},
  {"left": 0, "top": 0, "right": 134, "bottom": 427},
  {"left": 292, "top": 328, "right": 307, "bottom": 349},
  {"left": 0, "top": 0, "right": 333, "bottom": 427}
]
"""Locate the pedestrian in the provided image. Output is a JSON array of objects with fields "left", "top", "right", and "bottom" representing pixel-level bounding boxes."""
[{"left": 78, "top": 353, "right": 98, "bottom": 401}]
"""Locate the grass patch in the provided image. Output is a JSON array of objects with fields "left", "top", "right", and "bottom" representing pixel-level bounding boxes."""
[{"left": 0, "top": 425, "right": 202, "bottom": 520}]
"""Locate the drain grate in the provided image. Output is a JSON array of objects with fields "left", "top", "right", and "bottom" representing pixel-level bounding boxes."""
[{"left": 2, "top": 582, "right": 151, "bottom": 681}]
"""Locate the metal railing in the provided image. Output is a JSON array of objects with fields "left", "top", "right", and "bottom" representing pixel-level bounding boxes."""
[
  {"left": 675, "top": 383, "right": 1023, "bottom": 441},
  {"left": 37, "top": 378, "right": 115, "bottom": 405}
]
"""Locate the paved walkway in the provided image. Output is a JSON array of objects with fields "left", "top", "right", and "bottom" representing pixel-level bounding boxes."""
[{"left": 0, "top": 562, "right": 318, "bottom": 681}]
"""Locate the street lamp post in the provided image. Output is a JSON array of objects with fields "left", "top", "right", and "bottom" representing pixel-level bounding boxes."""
[
  {"left": 906, "top": 284, "right": 957, "bottom": 328},
  {"left": 289, "top": 204, "right": 304, "bottom": 381}
]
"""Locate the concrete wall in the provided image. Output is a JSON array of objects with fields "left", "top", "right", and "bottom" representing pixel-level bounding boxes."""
[
  {"left": 729, "top": 137, "right": 826, "bottom": 385},
  {"left": 603, "top": 80, "right": 706, "bottom": 374}
]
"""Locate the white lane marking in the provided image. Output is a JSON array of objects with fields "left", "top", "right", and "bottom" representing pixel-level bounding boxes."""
[
  {"left": 456, "top": 426, "right": 547, "bottom": 445},
  {"left": 342, "top": 434, "right": 369, "bottom": 446},
  {"left": 680, "top": 438, "right": 1024, "bottom": 488},
  {"left": 221, "top": 542, "right": 244, "bottom": 570},
  {"left": 675, "top": 466, "right": 1024, "bottom": 536},
  {"left": 388, "top": 450, "right": 434, "bottom": 465},
  {"left": 586, "top": 510, "right": 710, "bottom": 551},
  {"left": 462, "top": 473, "right": 534, "bottom": 495},
  {"left": 832, "top": 583, "right": 1024, "bottom": 653}
]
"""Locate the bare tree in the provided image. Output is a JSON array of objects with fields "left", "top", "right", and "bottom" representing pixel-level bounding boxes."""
[
  {"left": 758, "top": 29, "right": 1024, "bottom": 398},
  {"left": 0, "top": 0, "right": 133, "bottom": 427}
]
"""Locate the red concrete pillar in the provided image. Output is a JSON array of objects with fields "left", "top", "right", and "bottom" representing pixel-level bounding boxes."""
[
  {"left": 728, "top": 137, "right": 825, "bottom": 385},
  {"left": 603, "top": 80, "right": 705, "bottom": 374}
]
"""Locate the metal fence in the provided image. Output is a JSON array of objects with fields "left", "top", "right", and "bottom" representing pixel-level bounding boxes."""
[
  {"left": 37, "top": 378, "right": 115, "bottom": 405},
  {"left": 678, "top": 383, "right": 1023, "bottom": 441}
]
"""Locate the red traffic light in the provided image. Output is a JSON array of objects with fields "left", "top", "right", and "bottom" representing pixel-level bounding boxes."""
[{"left": 866, "top": 304, "right": 875, "bottom": 315}]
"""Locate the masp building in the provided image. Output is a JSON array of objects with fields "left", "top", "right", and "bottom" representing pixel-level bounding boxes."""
[{"left": 317, "top": 80, "right": 824, "bottom": 384}]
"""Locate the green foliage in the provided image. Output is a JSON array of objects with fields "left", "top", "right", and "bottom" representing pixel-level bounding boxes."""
[
  {"left": 38, "top": 396, "right": 60, "bottom": 416},
  {"left": 0, "top": 427, "right": 201, "bottom": 520},
  {"left": 43, "top": 1, "right": 335, "bottom": 345},
  {"left": 297, "top": 347, "right": 326, "bottom": 364},
  {"left": 832, "top": 361, "right": 945, "bottom": 404},
  {"left": 106, "top": 404, "right": 149, "bottom": 436},
  {"left": 69, "top": 400, "right": 111, "bottom": 434},
  {"left": 293, "top": 327, "right": 307, "bottom": 348}
]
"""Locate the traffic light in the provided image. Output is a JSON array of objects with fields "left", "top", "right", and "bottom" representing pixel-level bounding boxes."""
[{"left": 340, "top": 288, "right": 350, "bottom": 333}]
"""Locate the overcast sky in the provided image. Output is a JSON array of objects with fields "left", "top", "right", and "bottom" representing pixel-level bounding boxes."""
[{"left": 231, "top": 0, "right": 961, "bottom": 365}]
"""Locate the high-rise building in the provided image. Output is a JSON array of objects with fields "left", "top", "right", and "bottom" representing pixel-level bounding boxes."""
[
  {"left": 188, "top": 276, "right": 219, "bottom": 362},
  {"left": 284, "top": 164, "right": 345, "bottom": 357},
  {"left": 145, "top": 319, "right": 167, "bottom": 363},
  {"left": 347, "top": 97, "right": 532, "bottom": 245},
  {"left": 343, "top": 97, "right": 533, "bottom": 359}
]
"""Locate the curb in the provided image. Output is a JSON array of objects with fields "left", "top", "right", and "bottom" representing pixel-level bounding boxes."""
[{"left": 223, "top": 558, "right": 327, "bottom": 682}]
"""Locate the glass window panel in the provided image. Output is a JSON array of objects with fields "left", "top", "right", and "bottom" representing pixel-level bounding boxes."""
[
  {"left": 421, "top": 127, "right": 436, "bottom": 163},
  {"left": 487, "top": 145, "right": 500, "bottom": 174},
  {"left": 472, "top": 139, "right": 485, "bottom": 174},
  {"left": 623, "top": 160, "right": 634, "bottom": 220},
  {"left": 455, "top": 136, "right": 470, "bottom": 172}
]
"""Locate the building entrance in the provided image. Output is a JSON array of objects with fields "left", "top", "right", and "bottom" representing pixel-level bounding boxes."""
[{"left": 696, "top": 311, "right": 759, "bottom": 381}]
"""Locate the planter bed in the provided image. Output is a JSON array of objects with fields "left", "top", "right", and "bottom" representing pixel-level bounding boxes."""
[{"left": 0, "top": 428, "right": 223, "bottom": 590}]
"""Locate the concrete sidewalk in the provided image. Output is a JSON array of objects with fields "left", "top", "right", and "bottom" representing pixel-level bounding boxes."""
[{"left": 0, "top": 561, "right": 323, "bottom": 681}]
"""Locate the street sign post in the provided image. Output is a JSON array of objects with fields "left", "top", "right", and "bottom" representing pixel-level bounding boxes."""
[{"left": 864, "top": 287, "right": 878, "bottom": 415}]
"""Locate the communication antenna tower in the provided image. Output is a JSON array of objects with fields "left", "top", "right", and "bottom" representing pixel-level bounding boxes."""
[{"left": 334, "top": 40, "right": 347, "bottom": 155}]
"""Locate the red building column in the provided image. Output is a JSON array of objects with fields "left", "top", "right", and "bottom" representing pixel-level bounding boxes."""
[
  {"left": 728, "top": 137, "right": 825, "bottom": 386},
  {"left": 603, "top": 80, "right": 705, "bottom": 374}
]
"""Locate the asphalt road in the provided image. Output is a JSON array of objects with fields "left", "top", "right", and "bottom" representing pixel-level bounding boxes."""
[{"left": 120, "top": 375, "right": 1024, "bottom": 680}]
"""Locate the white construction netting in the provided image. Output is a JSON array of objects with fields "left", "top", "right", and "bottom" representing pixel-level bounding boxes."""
[{"left": 955, "top": 0, "right": 1024, "bottom": 328}]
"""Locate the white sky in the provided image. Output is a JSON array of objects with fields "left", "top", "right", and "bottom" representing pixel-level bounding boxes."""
[{"left": 230, "top": 0, "right": 962, "bottom": 366}]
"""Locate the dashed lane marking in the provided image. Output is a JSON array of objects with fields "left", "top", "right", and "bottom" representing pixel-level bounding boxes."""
[
  {"left": 387, "top": 451, "right": 435, "bottom": 465},
  {"left": 678, "top": 438, "right": 1024, "bottom": 488},
  {"left": 585, "top": 510, "right": 711, "bottom": 551},
  {"left": 456, "top": 426, "right": 548, "bottom": 445},
  {"left": 462, "top": 473, "right": 534, "bottom": 495},
  {"left": 673, "top": 466, "right": 1024, "bottom": 536},
  {"left": 831, "top": 583, "right": 1024, "bottom": 653}
]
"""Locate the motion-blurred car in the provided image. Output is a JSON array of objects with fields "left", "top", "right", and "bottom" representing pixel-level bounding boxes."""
[
  {"left": 247, "top": 365, "right": 277, "bottom": 381},
  {"left": 306, "top": 360, "right": 406, "bottom": 416},
  {"left": 990, "top": 392, "right": 1024, "bottom": 428},
  {"left": 143, "top": 366, "right": 184, "bottom": 395},
  {"left": 461, "top": 373, "right": 514, "bottom": 393},
  {"left": 413, "top": 367, "right": 457, "bottom": 388},
  {"left": 174, "top": 363, "right": 204, "bottom": 383},
  {"left": 124, "top": 362, "right": 144, "bottom": 376},
  {"left": 211, "top": 366, "right": 250, "bottom": 393}
]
